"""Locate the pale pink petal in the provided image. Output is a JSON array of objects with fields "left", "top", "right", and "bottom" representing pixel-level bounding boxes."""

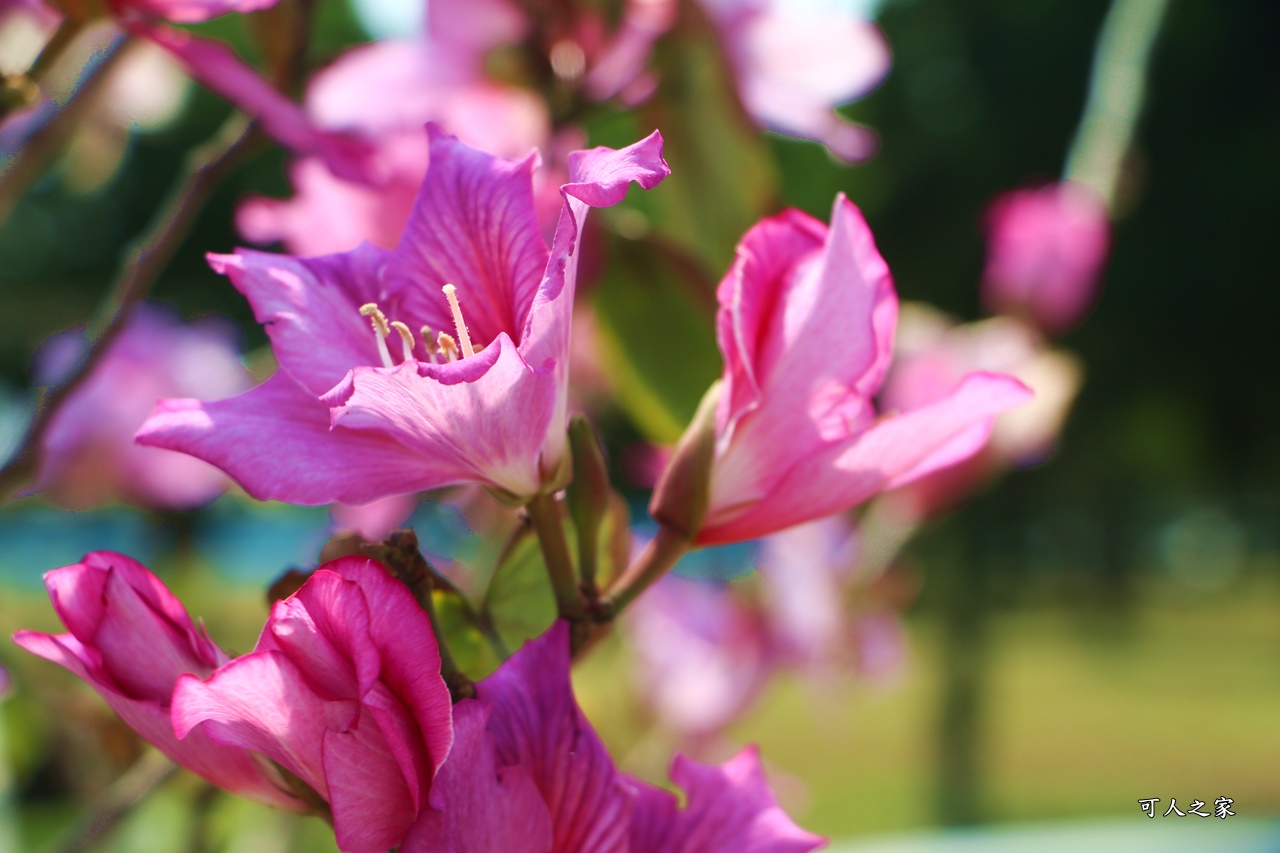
[
  {"left": 477, "top": 621, "right": 635, "bottom": 853},
  {"left": 630, "top": 748, "right": 825, "bottom": 853},
  {"left": 136, "top": 373, "right": 440, "bottom": 506},
  {"left": 700, "top": 372, "right": 1031, "bottom": 543},
  {"left": 328, "top": 335, "right": 559, "bottom": 498},
  {"left": 120, "top": 0, "right": 277, "bottom": 24},
  {"left": 330, "top": 494, "right": 419, "bottom": 540},
  {"left": 400, "top": 701, "right": 553, "bottom": 853},
  {"left": 207, "top": 242, "right": 392, "bottom": 397},
  {"left": 426, "top": 0, "right": 528, "bottom": 56}
]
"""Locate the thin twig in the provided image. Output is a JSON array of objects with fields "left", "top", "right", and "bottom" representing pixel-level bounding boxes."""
[{"left": 0, "top": 110, "right": 262, "bottom": 505}]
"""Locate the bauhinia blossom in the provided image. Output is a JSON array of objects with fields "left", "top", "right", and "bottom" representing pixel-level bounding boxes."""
[
  {"left": 172, "top": 557, "right": 453, "bottom": 853},
  {"left": 412, "top": 620, "right": 823, "bottom": 853},
  {"left": 981, "top": 181, "right": 1111, "bottom": 336},
  {"left": 137, "top": 126, "right": 669, "bottom": 506},
  {"left": 12, "top": 552, "right": 303, "bottom": 811},
  {"left": 651, "top": 195, "right": 1033, "bottom": 546}
]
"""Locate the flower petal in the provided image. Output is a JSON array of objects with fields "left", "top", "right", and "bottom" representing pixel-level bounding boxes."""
[
  {"left": 476, "top": 621, "right": 635, "bottom": 853},
  {"left": 386, "top": 124, "right": 550, "bottom": 349},
  {"left": 207, "top": 243, "right": 393, "bottom": 397},
  {"left": 328, "top": 334, "right": 558, "bottom": 498},
  {"left": 136, "top": 372, "right": 439, "bottom": 506},
  {"left": 629, "top": 748, "right": 825, "bottom": 853},
  {"left": 323, "top": 707, "right": 419, "bottom": 853},
  {"left": 400, "top": 700, "right": 553, "bottom": 853},
  {"left": 700, "top": 372, "right": 1031, "bottom": 544}
]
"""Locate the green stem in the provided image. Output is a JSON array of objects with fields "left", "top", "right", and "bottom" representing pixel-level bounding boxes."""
[
  {"left": 0, "top": 110, "right": 261, "bottom": 505},
  {"left": 1063, "top": 0, "right": 1172, "bottom": 212},
  {"left": 525, "top": 492, "right": 586, "bottom": 623},
  {"left": 603, "top": 524, "right": 690, "bottom": 615}
]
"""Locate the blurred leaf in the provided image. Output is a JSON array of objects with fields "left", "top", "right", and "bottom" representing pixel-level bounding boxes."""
[
  {"left": 639, "top": 0, "right": 779, "bottom": 275},
  {"left": 433, "top": 591, "right": 502, "bottom": 681},
  {"left": 482, "top": 528, "right": 557, "bottom": 653},
  {"left": 592, "top": 236, "right": 721, "bottom": 443}
]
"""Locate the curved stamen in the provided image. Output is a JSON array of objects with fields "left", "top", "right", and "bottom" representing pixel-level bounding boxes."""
[
  {"left": 390, "top": 321, "right": 416, "bottom": 363},
  {"left": 442, "top": 284, "right": 476, "bottom": 358},
  {"left": 420, "top": 326, "right": 439, "bottom": 364},
  {"left": 437, "top": 332, "right": 460, "bottom": 363},
  {"left": 359, "top": 303, "right": 395, "bottom": 368}
]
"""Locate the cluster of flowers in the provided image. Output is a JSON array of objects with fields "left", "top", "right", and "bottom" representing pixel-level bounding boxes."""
[{"left": 2, "top": 0, "right": 1114, "bottom": 845}]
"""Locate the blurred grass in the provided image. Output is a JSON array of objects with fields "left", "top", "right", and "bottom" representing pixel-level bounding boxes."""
[{"left": 3, "top": 570, "right": 1279, "bottom": 848}]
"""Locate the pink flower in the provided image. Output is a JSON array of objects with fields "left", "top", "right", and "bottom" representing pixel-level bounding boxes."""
[
  {"left": 879, "top": 304, "right": 1083, "bottom": 516},
  {"left": 172, "top": 557, "right": 453, "bottom": 853},
  {"left": 34, "top": 303, "right": 248, "bottom": 511},
  {"left": 12, "top": 552, "right": 303, "bottom": 811},
  {"left": 434, "top": 620, "right": 823, "bottom": 853},
  {"left": 651, "top": 195, "right": 1033, "bottom": 546},
  {"left": 137, "top": 126, "right": 669, "bottom": 506},
  {"left": 695, "top": 0, "right": 890, "bottom": 161},
  {"left": 981, "top": 181, "right": 1111, "bottom": 336}
]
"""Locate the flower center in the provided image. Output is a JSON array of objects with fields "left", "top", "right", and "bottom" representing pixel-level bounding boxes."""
[{"left": 359, "top": 285, "right": 477, "bottom": 367}]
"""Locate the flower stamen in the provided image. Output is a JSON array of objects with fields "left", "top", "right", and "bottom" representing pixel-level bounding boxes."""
[
  {"left": 442, "top": 284, "right": 475, "bottom": 358},
  {"left": 420, "top": 326, "right": 439, "bottom": 364},
  {"left": 437, "top": 332, "right": 460, "bottom": 363},
  {"left": 390, "top": 321, "right": 416, "bottom": 363},
  {"left": 359, "top": 303, "right": 395, "bottom": 368}
]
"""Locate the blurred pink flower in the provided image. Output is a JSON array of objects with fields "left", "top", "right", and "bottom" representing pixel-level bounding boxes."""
[
  {"left": 329, "top": 493, "right": 419, "bottom": 541},
  {"left": 879, "top": 304, "right": 1083, "bottom": 516},
  {"left": 138, "top": 128, "right": 669, "bottom": 505},
  {"left": 651, "top": 195, "right": 1032, "bottom": 545},
  {"left": 981, "top": 181, "right": 1111, "bottom": 336},
  {"left": 452, "top": 620, "right": 823, "bottom": 853},
  {"left": 33, "top": 303, "right": 248, "bottom": 511},
  {"left": 173, "top": 556, "right": 453, "bottom": 853},
  {"left": 12, "top": 551, "right": 304, "bottom": 810},
  {"left": 694, "top": 0, "right": 890, "bottom": 160}
]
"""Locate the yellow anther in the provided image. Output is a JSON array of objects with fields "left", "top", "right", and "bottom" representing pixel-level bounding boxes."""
[
  {"left": 359, "top": 303, "right": 390, "bottom": 336},
  {"left": 420, "top": 326, "right": 439, "bottom": 364},
  {"left": 390, "top": 321, "right": 416, "bottom": 362},
  {"left": 442, "top": 284, "right": 476, "bottom": 358},
  {"left": 437, "top": 332, "right": 460, "bottom": 362}
]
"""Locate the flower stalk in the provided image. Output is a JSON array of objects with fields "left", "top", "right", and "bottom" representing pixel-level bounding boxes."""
[
  {"left": 525, "top": 492, "right": 588, "bottom": 625},
  {"left": 603, "top": 523, "right": 691, "bottom": 615}
]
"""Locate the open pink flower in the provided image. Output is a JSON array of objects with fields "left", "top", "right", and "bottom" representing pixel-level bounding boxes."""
[
  {"left": 981, "top": 181, "right": 1111, "bottom": 336},
  {"left": 34, "top": 303, "right": 248, "bottom": 511},
  {"left": 12, "top": 552, "right": 302, "bottom": 811},
  {"left": 172, "top": 557, "right": 453, "bottom": 853},
  {"left": 438, "top": 620, "right": 823, "bottom": 853},
  {"left": 652, "top": 195, "right": 1033, "bottom": 545},
  {"left": 137, "top": 126, "right": 669, "bottom": 506}
]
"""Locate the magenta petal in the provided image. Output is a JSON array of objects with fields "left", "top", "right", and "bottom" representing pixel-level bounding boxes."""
[
  {"left": 329, "top": 335, "right": 558, "bottom": 497},
  {"left": 123, "top": 0, "right": 277, "bottom": 24},
  {"left": 172, "top": 650, "right": 357, "bottom": 800},
  {"left": 630, "top": 748, "right": 825, "bottom": 853},
  {"left": 476, "top": 621, "right": 635, "bottom": 853},
  {"left": 323, "top": 707, "right": 420, "bottom": 853},
  {"left": 387, "top": 124, "right": 549, "bottom": 348},
  {"left": 258, "top": 572, "right": 370, "bottom": 699},
  {"left": 400, "top": 701, "right": 553, "bottom": 853},
  {"left": 208, "top": 244, "right": 392, "bottom": 397},
  {"left": 136, "top": 372, "right": 438, "bottom": 506}
]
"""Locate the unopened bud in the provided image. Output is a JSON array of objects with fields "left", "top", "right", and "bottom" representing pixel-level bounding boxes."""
[{"left": 648, "top": 380, "right": 721, "bottom": 540}]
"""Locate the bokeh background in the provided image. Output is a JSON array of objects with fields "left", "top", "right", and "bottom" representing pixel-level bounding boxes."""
[{"left": 1, "top": 0, "right": 1278, "bottom": 849}]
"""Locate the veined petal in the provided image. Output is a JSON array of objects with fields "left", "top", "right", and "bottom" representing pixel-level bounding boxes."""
[
  {"left": 400, "top": 701, "right": 553, "bottom": 853},
  {"left": 386, "top": 124, "right": 550, "bottom": 349},
  {"left": 208, "top": 243, "right": 393, "bottom": 397},
  {"left": 323, "top": 707, "right": 419, "bottom": 853},
  {"left": 629, "top": 748, "right": 825, "bottom": 853},
  {"left": 700, "top": 372, "right": 1031, "bottom": 544},
  {"left": 476, "top": 622, "right": 635, "bottom": 853},
  {"left": 329, "top": 334, "right": 558, "bottom": 498},
  {"left": 172, "top": 650, "right": 357, "bottom": 800},
  {"left": 136, "top": 373, "right": 438, "bottom": 506}
]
